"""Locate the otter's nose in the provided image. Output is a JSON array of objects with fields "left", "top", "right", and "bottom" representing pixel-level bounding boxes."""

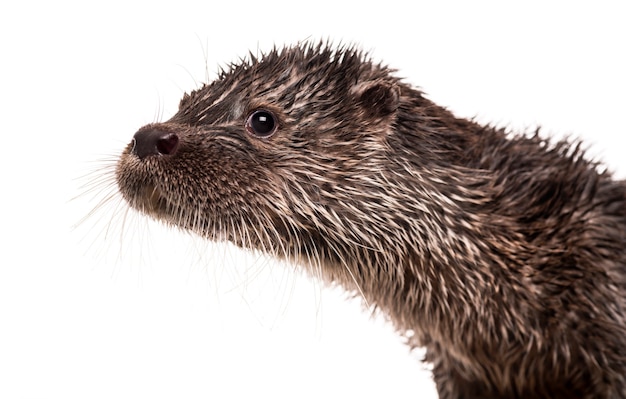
[{"left": 132, "top": 128, "right": 179, "bottom": 160}]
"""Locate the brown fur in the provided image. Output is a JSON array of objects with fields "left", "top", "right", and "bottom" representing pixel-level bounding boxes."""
[{"left": 115, "top": 43, "right": 626, "bottom": 398}]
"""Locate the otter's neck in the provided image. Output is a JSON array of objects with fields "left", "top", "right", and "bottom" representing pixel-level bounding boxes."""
[{"left": 317, "top": 91, "right": 593, "bottom": 352}]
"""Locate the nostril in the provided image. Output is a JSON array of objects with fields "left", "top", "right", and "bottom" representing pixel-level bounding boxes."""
[
  {"left": 132, "top": 127, "right": 179, "bottom": 159},
  {"left": 156, "top": 133, "right": 179, "bottom": 155}
]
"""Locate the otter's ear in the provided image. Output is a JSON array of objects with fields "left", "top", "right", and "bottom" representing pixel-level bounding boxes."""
[{"left": 353, "top": 80, "right": 400, "bottom": 118}]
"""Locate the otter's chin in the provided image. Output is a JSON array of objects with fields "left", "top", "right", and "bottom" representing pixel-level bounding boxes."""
[{"left": 130, "top": 183, "right": 173, "bottom": 220}]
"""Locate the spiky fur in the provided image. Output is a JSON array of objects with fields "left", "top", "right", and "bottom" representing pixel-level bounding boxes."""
[{"left": 115, "top": 43, "right": 626, "bottom": 398}]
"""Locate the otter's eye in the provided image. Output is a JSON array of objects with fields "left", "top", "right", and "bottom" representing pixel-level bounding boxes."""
[{"left": 245, "top": 109, "right": 277, "bottom": 138}]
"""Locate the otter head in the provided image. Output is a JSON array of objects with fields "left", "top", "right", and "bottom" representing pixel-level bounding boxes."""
[{"left": 116, "top": 44, "right": 402, "bottom": 270}]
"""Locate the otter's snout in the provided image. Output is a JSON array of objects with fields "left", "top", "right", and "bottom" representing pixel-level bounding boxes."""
[{"left": 132, "top": 127, "right": 179, "bottom": 159}]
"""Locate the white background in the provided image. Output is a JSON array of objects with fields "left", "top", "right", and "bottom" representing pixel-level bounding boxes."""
[{"left": 1, "top": 1, "right": 624, "bottom": 398}]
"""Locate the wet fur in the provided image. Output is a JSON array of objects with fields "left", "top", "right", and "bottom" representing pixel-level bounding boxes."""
[{"left": 115, "top": 43, "right": 626, "bottom": 398}]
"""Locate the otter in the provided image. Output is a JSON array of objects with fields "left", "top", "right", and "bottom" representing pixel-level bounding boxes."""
[{"left": 115, "top": 43, "right": 626, "bottom": 398}]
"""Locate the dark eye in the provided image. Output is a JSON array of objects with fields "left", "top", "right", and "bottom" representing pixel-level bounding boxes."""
[{"left": 245, "top": 109, "right": 277, "bottom": 138}]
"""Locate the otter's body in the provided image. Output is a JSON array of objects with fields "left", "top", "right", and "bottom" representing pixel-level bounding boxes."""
[{"left": 115, "top": 44, "right": 626, "bottom": 398}]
